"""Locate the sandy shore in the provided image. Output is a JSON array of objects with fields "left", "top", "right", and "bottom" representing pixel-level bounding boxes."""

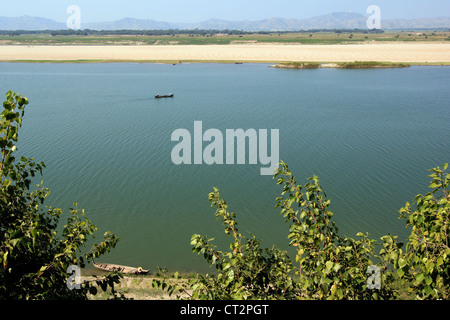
[{"left": 0, "top": 43, "right": 449, "bottom": 63}]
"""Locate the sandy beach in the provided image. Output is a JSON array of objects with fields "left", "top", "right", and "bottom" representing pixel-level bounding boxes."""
[{"left": 0, "top": 43, "right": 449, "bottom": 64}]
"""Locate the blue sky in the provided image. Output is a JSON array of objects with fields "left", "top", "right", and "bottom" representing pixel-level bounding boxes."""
[{"left": 1, "top": 0, "right": 449, "bottom": 23}]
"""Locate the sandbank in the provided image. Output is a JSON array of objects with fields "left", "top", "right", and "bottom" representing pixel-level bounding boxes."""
[{"left": 0, "top": 43, "right": 449, "bottom": 64}]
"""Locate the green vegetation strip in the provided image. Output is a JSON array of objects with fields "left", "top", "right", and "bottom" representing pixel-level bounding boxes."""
[
  {"left": 338, "top": 61, "right": 411, "bottom": 68},
  {"left": 0, "top": 30, "right": 449, "bottom": 46},
  {"left": 271, "top": 61, "right": 450, "bottom": 68}
]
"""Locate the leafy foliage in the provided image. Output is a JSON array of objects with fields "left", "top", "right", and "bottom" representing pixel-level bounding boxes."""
[
  {"left": 274, "top": 161, "right": 400, "bottom": 299},
  {"left": 396, "top": 164, "right": 449, "bottom": 299},
  {"left": 0, "top": 91, "right": 121, "bottom": 299},
  {"left": 154, "top": 160, "right": 449, "bottom": 300},
  {"left": 187, "top": 187, "right": 299, "bottom": 299}
]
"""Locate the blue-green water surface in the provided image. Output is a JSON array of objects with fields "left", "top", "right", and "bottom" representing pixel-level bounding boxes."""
[{"left": 1, "top": 62, "right": 449, "bottom": 273}]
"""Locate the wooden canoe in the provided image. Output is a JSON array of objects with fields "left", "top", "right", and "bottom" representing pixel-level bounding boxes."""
[
  {"left": 155, "top": 94, "right": 174, "bottom": 99},
  {"left": 93, "top": 262, "right": 149, "bottom": 275}
]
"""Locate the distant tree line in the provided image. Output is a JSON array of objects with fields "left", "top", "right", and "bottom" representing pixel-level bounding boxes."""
[
  {"left": 0, "top": 28, "right": 387, "bottom": 37},
  {"left": 3, "top": 28, "right": 450, "bottom": 37},
  {"left": 0, "top": 29, "right": 247, "bottom": 36}
]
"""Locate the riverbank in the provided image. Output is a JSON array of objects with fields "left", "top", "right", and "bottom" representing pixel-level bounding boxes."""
[
  {"left": 1, "top": 43, "right": 449, "bottom": 64},
  {"left": 83, "top": 275, "right": 184, "bottom": 300},
  {"left": 82, "top": 269, "right": 193, "bottom": 300}
]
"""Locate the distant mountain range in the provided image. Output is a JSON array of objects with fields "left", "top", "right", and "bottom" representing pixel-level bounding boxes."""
[{"left": 1, "top": 12, "right": 449, "bottom": 31}]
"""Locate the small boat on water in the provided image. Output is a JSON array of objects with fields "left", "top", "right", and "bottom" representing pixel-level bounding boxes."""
[
  {"left": 93, "top": 262, "right": 149, "bottom": 275},
  {"left": 155, "top": 94, "right": 174, "bottom": 99}
]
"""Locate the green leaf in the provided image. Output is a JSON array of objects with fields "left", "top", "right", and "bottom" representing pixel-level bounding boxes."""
[
  {"left": 398, "top": 258, "right": 407, "bottom": 268},
  {"left": 2, "top": 252, "right": 8, "bottom": 267},
  {"left": 337, "top": 288, "right": 344, "bottom": 299},
  {"left": 3, "top": 179, "right": 11, "bottom": 187},
  {"left": 320, "top": 277, "right": 333, "bottom": 285},
  {"left": 415, "top": 273, "right": 424, "bottom": 284},
  {"left": 325, "top": 261, "right": 334, "bottom": 271},
  {"left": 332, "top": 263, "right": 342, "bottom": 273},
  {"left": 426, "top": 261, "right": 435, "bottom": 273},
  {"left": 424, "top": 285, "right": 434, "bottom": 297},
  {"left": 389, "top": 251, "right": 398, "bottom": 261}
]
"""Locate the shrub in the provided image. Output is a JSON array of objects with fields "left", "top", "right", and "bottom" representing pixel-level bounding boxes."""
[
  {"left": 154, "top": 160, "right": 448, "bottom": 300},
  {"left": 0, "top": 91, "right": 121, "bottom": 299}
]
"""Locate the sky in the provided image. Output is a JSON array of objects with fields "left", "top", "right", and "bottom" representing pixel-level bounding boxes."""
[{"left": 1, "top": 0, "right": 449, "bottom": 23}]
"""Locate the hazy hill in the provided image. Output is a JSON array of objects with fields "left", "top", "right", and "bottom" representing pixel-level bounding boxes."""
[
  {"left": 83, "top": 18, "right": 174, "bottom": 31},
  {"left": 0, "top": 13, "right": 449, "bottom": 31},
  {"left": 0, "top": 15, "right": 65, "bottom": 30},
  {"left": 382, "top": 17, "right": 450, "bottom": 29}
]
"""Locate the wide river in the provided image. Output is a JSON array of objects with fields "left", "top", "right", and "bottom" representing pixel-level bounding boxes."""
[{"left": 1, "top": 62, "right": 449, "bottom": 273}]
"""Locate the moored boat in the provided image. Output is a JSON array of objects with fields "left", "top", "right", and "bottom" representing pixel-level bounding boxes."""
[
  {"left": 155, "top": 94, "right": 174, "bottom": 98},
  {"left": 93, "top": 262, "right": 149, "bottom": 275}
]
